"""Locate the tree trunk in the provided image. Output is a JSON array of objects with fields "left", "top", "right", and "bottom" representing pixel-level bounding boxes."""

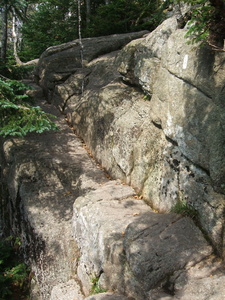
[
  {"left": 12, "top": 12, "right": 38, "bottom": 66},
  {"left": 1, "top": 5, "right": 8, "bottom": 64},
  {"left": 86, "top": 0, "right": 91, "bottom": 25},
  {"left": 12, "top": 14, "right": 23, "bottom": 65}
]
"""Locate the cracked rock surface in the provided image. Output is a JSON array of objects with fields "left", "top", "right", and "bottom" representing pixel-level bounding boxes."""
[
  {"left": 1, "top": 16, "right": 225, "bottom": 300},
  {"left": 36, "top": 17, "right": 225, "bottom": 253},
  {"left": 73, "top": 182, "right": 214, "bottom": 299},
  {"left": 1, "top": 96, "right": 223, "bottom": 299}
]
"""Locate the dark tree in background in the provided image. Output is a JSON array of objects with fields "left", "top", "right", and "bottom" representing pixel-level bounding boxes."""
[
  {"left": 208, "top": 0, "right": 225, "bottom": 47},
  {"left": 1, "top": 0, "right": 225, "bottom": 64},
  {"left": 0, "top": 0, "right": 27, "bottom": 64},
  {"left": 19, "top": 0, "right": 168, "bottom": 61}
]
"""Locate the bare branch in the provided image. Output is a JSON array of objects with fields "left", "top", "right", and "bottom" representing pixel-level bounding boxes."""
[{"left": 208, "top": 40, "right": 225, "bottom": 51}]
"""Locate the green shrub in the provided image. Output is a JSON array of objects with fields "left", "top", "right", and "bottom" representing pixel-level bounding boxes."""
[
  {"left": 169, "top": 0, "right": 225, "bottom": 47},
  {"left": 0, "top": 237, "right": 30, "bottom": 299},
  {"left": 0, "top": 78, "right": 58, "bottom": 137},
  {"left": 0, "top": 59, "right": 35, "bottom": 80}
]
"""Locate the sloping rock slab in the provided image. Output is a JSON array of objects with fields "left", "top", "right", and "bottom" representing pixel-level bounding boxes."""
[
  {"left": 124, "top": 214, "right": 211, "bottom": 293},
  {"left": 85, "top": 293, "right": 131, "bottom": 300},
  {"left": 177, "top": 276, "right": 225, "bottom": 300},
  {"left": 0, "top": 99, "right": 108, "bottom": 299},
  {"left": 0, "top": 86, "right": 224, "bottom": 300},
  {"left": 73, "top": 182, "right": 212, "bottom": 299},
  {"left": 51, "top": 17, "right": 225, "bottom": 254},
  {"left": 35, "top": 31, "right": 148, "bottom": 100}
]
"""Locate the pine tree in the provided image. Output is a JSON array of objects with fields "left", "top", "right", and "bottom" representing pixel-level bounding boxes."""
[{"left": 0, "top": 78, "right": 58, "bottom": 137}]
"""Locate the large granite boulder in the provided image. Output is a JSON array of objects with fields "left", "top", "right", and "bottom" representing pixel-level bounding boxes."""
[
  {"left": 35, "top": 31, "right": 148, "bottom": 100},
  {"left": 115, "top": 20, "right": 225, "bottom": 250},
  {"left": 35, "top": 17, "right": 225, "bottom": 254},
  {"left": 73, "top": 181, "right": 213, "bottom": 299}
]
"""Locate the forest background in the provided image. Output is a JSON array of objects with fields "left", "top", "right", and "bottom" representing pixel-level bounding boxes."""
[
  {"left": 0, "top": 0, "right": 224, "bottom": 66},
  {"left": 0, "top": 0, "right": 171, "bottom": 64}
]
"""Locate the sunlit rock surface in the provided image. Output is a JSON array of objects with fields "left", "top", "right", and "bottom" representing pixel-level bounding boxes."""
[
  {"left": 1, "top": 16, "right": 225, "bottom": 300},
  {"left": 36, "top": 17, "right": 225, "bottom": 252}
]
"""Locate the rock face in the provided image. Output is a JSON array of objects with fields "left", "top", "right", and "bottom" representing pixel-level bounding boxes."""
[
  {"left": 2, "top": 17, "right": 225, "bottom": 300},
  {"left": 35, "top": 17, "right": 225, "bottom": 254},
  {"left": 0, "top": 101, "right": 108, "bottom": 299},
  {"left": 1, "top": 97, "right": 224, "bottom": 300},
  {"left": 34, "top": 31, "right": 149, "bottom": 101},
  {"left": 73, "top": 182, "right": 213, "bottom": 299}
]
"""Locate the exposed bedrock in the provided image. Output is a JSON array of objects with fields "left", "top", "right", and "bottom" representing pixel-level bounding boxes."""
[
  {"left": 0, "top": 102, "right": 108, "bottom": 299},
  {"left": 34, "top": 31, "right": 149, "bottom": 101},
  {"left": 1, "top": 14, "right": 225, "bottom": 300},
  {"left": 36, "top": 17, "right": 225, "bottom": 254},
  {"left": 1, "top": 98, "right": 224, "bottom": 300}
]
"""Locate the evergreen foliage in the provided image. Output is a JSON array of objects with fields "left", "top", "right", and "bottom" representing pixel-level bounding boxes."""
[
  {"left": 83, "top": 0, "right": 166, "bottom": 37},
  {"left": 0, "top": 77, "right": 58, "bottom": 137},
  {"left": 0, "top": 62, "right": 34, "bottom": 80},
  {"left": 0, "top": 236, "right": 30, "bottom": 299},
  {"left": 19, "top": 0, "right": 168, "bottom": 60},
  {"left": 21, "top": 0, "right": 78, "bottom": 60},
  {"left": 171, "top": 0, "right": 225, "bottom": 47},
  {"left": 1, "top": 0, "right": 225, "bottom": 138},
  {"left": 1, "top": 0, "right": 225, "bottom": 62}
]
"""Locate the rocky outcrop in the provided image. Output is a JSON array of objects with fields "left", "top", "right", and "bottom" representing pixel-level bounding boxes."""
[
  {"left": 73, "top": 181, "right": 213, "bottom": 299},
  {"left": 34, "top": 31, "right": 149, "bottom": 101},
  {"left": 1, "top": 93, "right": 225, "bottom": 300},
  {"left": 2, "top": 16, "right": 225, "bottom": 300},
  {"left": 35, "top": 17, "right": 225, "bottom": 255},
  {"left": 0, "top": 100, "right": 107, "bottom": 299},
  {"left": 114, "top": 18, "right": 225, "bottom": 251}
]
